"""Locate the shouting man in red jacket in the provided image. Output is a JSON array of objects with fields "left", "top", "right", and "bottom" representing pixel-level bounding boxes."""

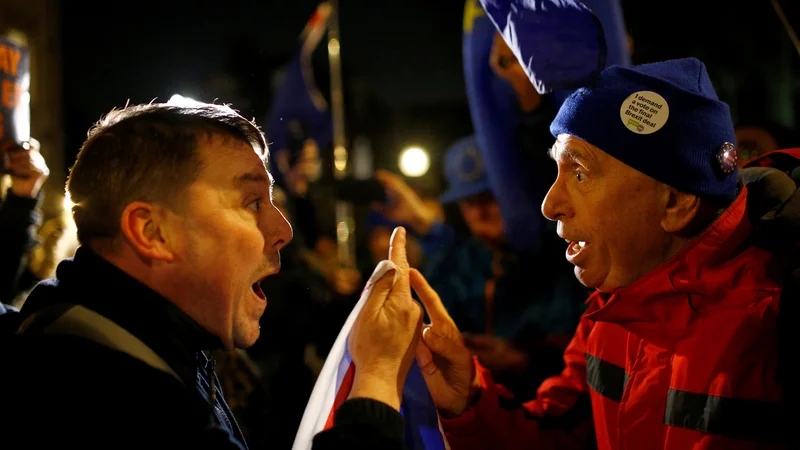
[{"left": 407, "top": 57, "right": 790, "bottom": 449}]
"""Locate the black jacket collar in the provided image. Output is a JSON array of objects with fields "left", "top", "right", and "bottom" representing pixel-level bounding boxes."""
[{"left": 22, "top": 246, "right": 223, "bottom": 385}]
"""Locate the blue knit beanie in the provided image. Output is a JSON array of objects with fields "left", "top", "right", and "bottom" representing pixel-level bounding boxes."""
[{"left": 550, "top": 57, "right": 739, "bottom": 200}]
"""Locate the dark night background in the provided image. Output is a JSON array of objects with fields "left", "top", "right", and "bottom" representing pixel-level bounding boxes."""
[
  {"left": 0, "top": 3, "right": 797, "bottom": 446},
  {"left": 59, "top": 0, "right": 800, "bottom": 186}
]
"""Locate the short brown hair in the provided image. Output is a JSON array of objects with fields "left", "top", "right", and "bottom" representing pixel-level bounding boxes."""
[{"left": 66, "top": 103, "right": 267, "bottom": 246}]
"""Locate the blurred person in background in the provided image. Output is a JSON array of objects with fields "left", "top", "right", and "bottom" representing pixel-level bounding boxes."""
[
  {"left": 365, "top": 210, "right": 426, "bottom": 270},
  {"left": 735, "top": 120, "right": 799, "bottom": 166},
  {"left": 272, "top": 120, "right": 325, "bottom": 250},
  {"left": 267, "top": 118, "right": 364, "bottom": 369},
  {"left": 6, "top": 194, "right": 81, "bottom": 310},
  {"left": 0, "top": 137, "right": 49, "bottom": 318}
]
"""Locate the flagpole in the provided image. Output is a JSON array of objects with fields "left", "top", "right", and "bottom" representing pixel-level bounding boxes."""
[
  {"left": 771, "top": 0, "right": 800, "bottom": 59},
  {"left": 327, "top": 0, "right": 356, "bottom": 268}
]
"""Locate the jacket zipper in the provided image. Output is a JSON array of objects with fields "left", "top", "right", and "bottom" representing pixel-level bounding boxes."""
[
  {"left": 206, "top": 355, "right": 233, "bottom": 431},
  {"left": 209, "top": 356, "right": 217, "bottom": 403}
]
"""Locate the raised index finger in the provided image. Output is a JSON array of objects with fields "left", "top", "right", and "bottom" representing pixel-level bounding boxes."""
[
  {"left": 409, "top": 268, "right": 455, "bottom": 327},
  {"left": 388, "top": 226, "right": 410, "bottom": 292}
]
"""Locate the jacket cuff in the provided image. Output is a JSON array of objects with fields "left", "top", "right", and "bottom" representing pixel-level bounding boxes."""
[
  {"left": 440, "top": 357, "right": 497, "bottom": 435},
  {"left": 2, "top": 188, "right": 42, "bottom": 224},
  {"left": 3, "top": 188, "right": 41, "bottom": 208},
  {"left": 335, "top": 398, "right": 405, "bottom": 440}
]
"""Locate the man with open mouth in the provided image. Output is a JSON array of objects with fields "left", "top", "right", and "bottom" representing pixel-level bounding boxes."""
[
  {"left": 1, "top": 102, "right": 421, "bottom": 449},
  {"left": 409, "top": 57, "right": 793, "bottom": 449}
]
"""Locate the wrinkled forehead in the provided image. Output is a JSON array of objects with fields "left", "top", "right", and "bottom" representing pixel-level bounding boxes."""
[
  {"left": 195, "top": 133, "right": 272, "bottom": 181},
  {"left": 549, "top": 134, "right": 602, "bottom": 163}
]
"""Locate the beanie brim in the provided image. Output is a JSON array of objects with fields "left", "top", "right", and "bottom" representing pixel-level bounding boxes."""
[{"left": 550, "top": 58, "right": 738, "bottom": 201}]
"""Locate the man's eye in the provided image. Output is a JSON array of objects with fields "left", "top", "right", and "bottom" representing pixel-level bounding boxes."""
[
  {"left": 575, "top": 170, "right": 587, "bottom": 182},
  {"left": 247, "top": 199, "right": 261, "bottom": 212}
]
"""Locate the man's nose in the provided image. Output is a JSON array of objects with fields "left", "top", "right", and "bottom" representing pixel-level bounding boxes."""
[
  {"left": 267, "top": 205, "right": 293, "bottom": 250},
  {"left": 541, "top": 179, "right": 571, "bottom": 222}
]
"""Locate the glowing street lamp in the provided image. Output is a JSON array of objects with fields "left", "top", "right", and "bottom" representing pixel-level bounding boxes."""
[{"left": 398, "top": 146, "right": 430, "bottom": 177}]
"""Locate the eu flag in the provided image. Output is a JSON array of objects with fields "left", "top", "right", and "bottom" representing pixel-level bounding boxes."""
[
  {"left": 463, "top": 0, "right": 544, "bottom": 252},
  {"left": 266, "top": 3, "right": 333, "bottom": 168},
  {"left": 462, "top": 0, "right": 631, "bottom": 252}
]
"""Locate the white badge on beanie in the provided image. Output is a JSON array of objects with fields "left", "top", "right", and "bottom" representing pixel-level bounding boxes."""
[{"left": 619, "top": 91, "right": 669, "bottom": 135}]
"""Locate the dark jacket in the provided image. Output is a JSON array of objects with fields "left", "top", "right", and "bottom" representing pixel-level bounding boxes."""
[
  {"left": 0, "top": 188, "right": 41, "bottom": 304},
  {"left": 0, "top": 247, "right": 405, "bottom": 449}
]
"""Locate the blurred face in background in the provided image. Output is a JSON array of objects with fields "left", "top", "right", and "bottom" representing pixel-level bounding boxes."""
[
  {"left": 458, "top": 191, "right": 506, "bottom": 249},
  {"left": 490, "top": 32, "right": 541, "bottom": 113},
  {"left": 297, "top": 139, "right": 322, "bottom": 182},
  {"left": 735, "top": 126, "right": 779, "bottom": 165}
]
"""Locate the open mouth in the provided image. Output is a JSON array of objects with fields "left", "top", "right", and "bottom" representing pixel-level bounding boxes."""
[
  {"left": 252, "top": 281, "right": 266, "bottom": 300},
  {"left": 567, "top": 240, "right": 587, "bottom": 256}
]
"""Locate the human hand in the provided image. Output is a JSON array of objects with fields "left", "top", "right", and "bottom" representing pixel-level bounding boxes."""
[
  {"left": 3, "top": 138, "right": 49, "bottom": 198},
  {"left": 348, "top": 227, "right": 423, "bottom": 411},
  {"left": 463, "top": 334, "right": 529, "bottom": 376},
  {"left": 374, "top": 170, "right": 437, "bottom": 235},
  {"left": 412, "top": 269, "right": 480, "bottom": 418}
]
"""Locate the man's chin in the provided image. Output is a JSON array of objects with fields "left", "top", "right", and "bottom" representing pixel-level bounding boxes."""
[
  {"left": 233, "top": 329, "right": 261, "bottom": 349},
  {"left": 574, "top": 266, "right": 606, "bottom": 291},
  {"left": 575, "top": 267, "right": 625, "bottom": 293}
]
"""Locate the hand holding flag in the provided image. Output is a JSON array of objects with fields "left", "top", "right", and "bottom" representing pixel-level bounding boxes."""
[
  {"left": 348, "top": 227, "right": 424, "bottom": 411},
  {"left": 294, "top": 227, "right": 449, "bottom": 449}
]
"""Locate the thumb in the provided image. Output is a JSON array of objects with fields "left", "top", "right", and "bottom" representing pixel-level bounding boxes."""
[
  {"left": 416, "top": 340, "right": 437, "bottom": 376},
  {"left": 422, "top": 326, "right": 461, "bottom": 358}
]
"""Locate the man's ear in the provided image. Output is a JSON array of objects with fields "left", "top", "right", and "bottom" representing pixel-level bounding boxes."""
[
  {"left": 119, "top": 201, "right": 175, "bottom": 262},
  {"left": 661, "top": 187, "right": 701, "bottom": 234}
]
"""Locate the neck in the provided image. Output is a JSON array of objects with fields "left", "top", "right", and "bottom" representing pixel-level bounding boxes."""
[
  {"left": 661, "top": 234, "right": 694, "bottom": 268},
  {"left": 610, "top": 235, "right": 694, "bottom": 293},
  {"left": 90, "top": 241, "right": 164, "bottom": 300}
]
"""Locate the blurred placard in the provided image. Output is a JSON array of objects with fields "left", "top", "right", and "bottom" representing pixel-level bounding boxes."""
[{"left": 0, "top": 35, "right": 31, "bottom": 149}]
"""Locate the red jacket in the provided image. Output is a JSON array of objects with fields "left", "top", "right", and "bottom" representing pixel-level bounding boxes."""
[{"left": 442, "top": 168, "right": 792, "bottom": 449}]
